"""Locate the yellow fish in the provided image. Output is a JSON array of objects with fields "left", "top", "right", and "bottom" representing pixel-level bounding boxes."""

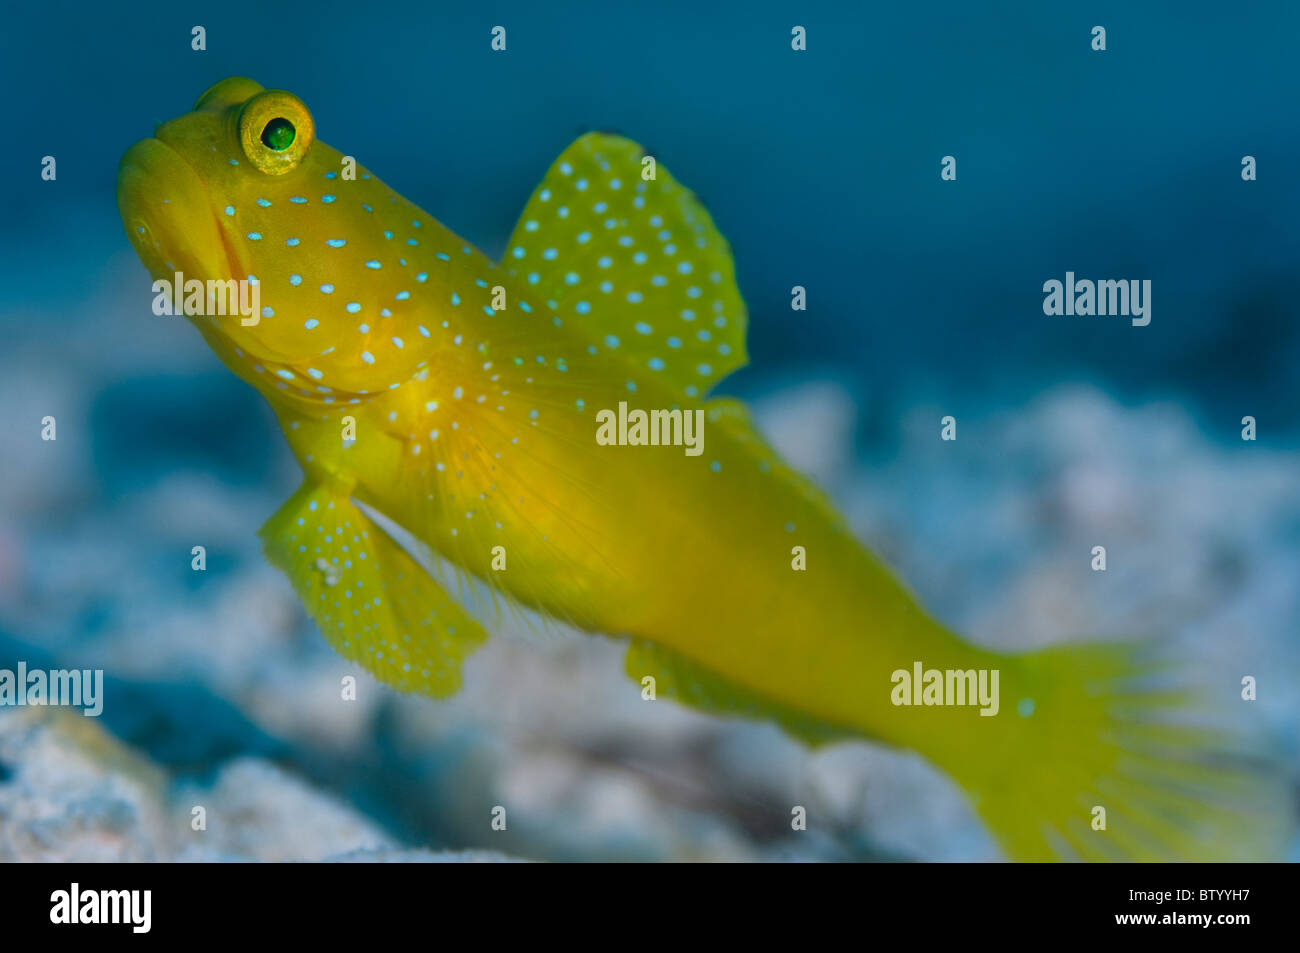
[{"left": 117, "top": 77, "right": 1287, "bottom": 861}]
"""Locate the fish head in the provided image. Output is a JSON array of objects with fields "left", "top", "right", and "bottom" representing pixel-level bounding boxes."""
[{"left": 117, "top": 77, "right": 426, "bottom": 403}]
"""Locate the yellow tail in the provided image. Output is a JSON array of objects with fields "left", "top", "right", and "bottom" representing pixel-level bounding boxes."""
[{"left": 942, "top": 642, "right": 1291, "bottom": 861}]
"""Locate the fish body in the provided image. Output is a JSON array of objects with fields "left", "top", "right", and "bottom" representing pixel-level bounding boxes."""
[{"left": 117, "top": 78, "right": 1288, "bottom": 860}]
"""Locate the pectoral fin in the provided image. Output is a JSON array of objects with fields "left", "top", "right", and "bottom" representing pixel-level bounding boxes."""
[{"left": 260, "top": 481, "right": 487, "bottom": 697}]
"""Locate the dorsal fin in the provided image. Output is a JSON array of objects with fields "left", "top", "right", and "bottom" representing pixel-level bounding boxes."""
[
  {"left": 705, "top": 397, "right": 850, "bottom": 535},
  {"left": 505, "top": 132, "right": 748, "bottom": 398}
]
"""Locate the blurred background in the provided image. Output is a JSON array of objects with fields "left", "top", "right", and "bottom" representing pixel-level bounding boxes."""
[{"left": 0, "top": 1, "right": 1296, "bottom": 861}]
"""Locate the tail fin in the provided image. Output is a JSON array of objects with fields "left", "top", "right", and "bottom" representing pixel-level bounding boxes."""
[{"left": 944, "top": 642, "right": 1292, "bottom": 861}]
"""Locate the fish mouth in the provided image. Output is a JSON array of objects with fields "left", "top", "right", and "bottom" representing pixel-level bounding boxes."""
[{"left": 117, "top": 137, "right": 240, "bottom": 290}]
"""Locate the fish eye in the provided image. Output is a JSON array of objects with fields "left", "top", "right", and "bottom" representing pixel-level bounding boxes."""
[
  {"left": 261, "top": 117, "right": 296, "bottom": 151},
  {"left": 238, "top": 90, "right": 314, "bottom": 175}
]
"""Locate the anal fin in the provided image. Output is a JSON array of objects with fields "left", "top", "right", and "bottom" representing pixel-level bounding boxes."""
[
  {"left": 260, "top": 481, "right": 487, "bottom": 697},
  {"left": 626, "top": 639, "right": 852, "bottom": 748}
]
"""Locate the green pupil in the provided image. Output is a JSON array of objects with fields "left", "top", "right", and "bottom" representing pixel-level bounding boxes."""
[{"left": 261, "top": 118, "right": 296, "bottom": 152}]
